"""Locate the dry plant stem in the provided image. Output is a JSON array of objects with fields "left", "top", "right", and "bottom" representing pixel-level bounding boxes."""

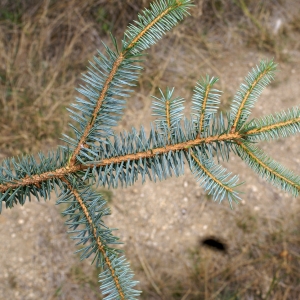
[
  {"left": 136, "top": 250, "right": 162, "bottom": 296},
  {"left": 237, "top": 0, "right": 264, "bottom": 33},
  {"left": 68, "top": 1, "right": 184, "bottom": 167},
  {"left": 61, "top": 176, "right": 125, "bottom": 300}
]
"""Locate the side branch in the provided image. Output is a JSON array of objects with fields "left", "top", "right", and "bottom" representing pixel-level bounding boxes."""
[
  {"left": 166, "top": 100, "right": 171, "bottom": 129},
  {"left": 197, "top": 85, "right": 211, "bottom": 138},
  {"left": 246, "top": 117, "right": 300, "bottom": 135},
  {"left": 61, "top": 177, "right": 125, "bottom": 300},
  {"left": 190, "top": 152, "right": 233, "bottom": 193},
  {"left": 124, "top": 1, "right": 182, "bottom": 52},
  {"left": 231, "top": 65, "right": 273, "bottom": 133},
  {"left": 69, "top": 54, "right": 125, "bottom": 167},
  {"left": 238, "top": 142, "right": 300, "bottom": 192},
  {"left": 69, "top": 1, "right": 185, "bottom": 167},
  {"left": 94, "top": 132, "right": 240, "bottom": 166}
]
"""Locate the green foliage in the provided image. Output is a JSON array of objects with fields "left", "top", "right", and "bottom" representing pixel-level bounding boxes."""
[
  {"left": 188, "top": 149, "right": 240, "bottom": 207},
  {"left": 152, "top": 87, "right": 185, "bottom": 134},
  {"left": 192, "top": 76, "right": 221, "bottom": 136},
  {"left": 122, "top": 0, "right": 193, "bottom": 55},
  {"left": 0, "top": 6, "right": 22, "bottom": 24},
  {"left": 229, "top": 59, "right": 276, "bottom": 132},
  {"left": 95, "top": 7, "right": 112, "bottom": 32},
  {"left": 235, "top": 142, "right": 300, "bottom": 197},
  {"left": 0, "top": 0, "right": 300, "bottom": 299},
  {"left": 242, "top": 107, "right": 300, "bottom": 141}
]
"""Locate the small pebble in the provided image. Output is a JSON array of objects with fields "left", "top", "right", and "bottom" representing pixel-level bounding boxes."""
[{"left": 251, "top": 185, "right": 258, "bottom": 192}]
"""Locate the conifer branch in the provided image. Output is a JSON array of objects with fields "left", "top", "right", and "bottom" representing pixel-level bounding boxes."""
[
  {"left": 67, "top": 0, "right": 192, "bottom": 167},
  {"left": 192, "top": 76, "right": 221, "bottom": 138},
  {"left": 123, "top": 0, "right": 193, "bottom": 54},
  {"left": 166, "top": 100, "right": 171, "bottom": 130},
  {"left": 69, "top": 54, "right": 125, "bottom": 167},
  {"left": 1, "top": 1, "right": 300, "bottom": 298},
  {"left": 61, "top": 177, "right": 126, "bottom": 299},
  {"left": 191, "top": 153, "right": 222, "bottom": 185},
  {"left": 230, "top": 60, "right": 276, "bottom": 133},
  {"left": 152, "top": 87, "right": 185, "bottom": 141},
  {"left": 246, "top": 119, "right": 300, "bottom": 135},
  {"left": 189, "top": 151, "right": 240, "bottom": 206},
  {"left": 243, "top": 107, "right": 300, "bottom": 141},
  {"left": 0, "top": 131, "right": 241, "bottom": 195},
  {"left": 124, "top": 4, "right": 175, "bottom": 51},
  {"left": 165, "top": 99, "right": 172, "bottom": 141},
  {"left": 236, "top": 142, "right": 300, "bottom": 196},
  {"left": 198, "top": 86, "right": 210, "bottom": 137},
  {"left": 92, "top": 132, "right": 239, "bottom": 166}
]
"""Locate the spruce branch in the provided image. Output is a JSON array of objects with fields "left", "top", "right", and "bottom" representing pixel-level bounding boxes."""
[
  {"left": 1, "top": 1, "right": 300, "bottom": 298},
  {"left": 242, "top": 106, "right": 300, "bottom": 141},
  {"left": 151, "top": 87, "right": 185, "bottom": 140},
  {"left": 192, "top": 76, "right": 221, "bottom": 138},
  {"left": 189, "top": 150, "right": 240, "bottom": 207},
  {"left": 0, "top": 131, "right": 244, "bottom": 198},
  {"left": 229, "top": 59, "right": 276, "bottom": 133},
  {"left": 122, "top": 0, "right": 193, "bottom": 55},
  {"left": 59, "top": 177, "right": 140, "bottom": 299},
  {"left": 235, "top": 142, "right": 300, "bottom": 197},
  {"left": 0, "top": 147, "right": 70, "bottom": 211},
  {"left": 67, "top": 0, "right": 193, "bottom": 167}
]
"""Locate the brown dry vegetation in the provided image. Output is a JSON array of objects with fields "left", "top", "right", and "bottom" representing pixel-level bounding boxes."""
[{"left": 0, "top": 0, "right": 300, "bottom": 299}]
